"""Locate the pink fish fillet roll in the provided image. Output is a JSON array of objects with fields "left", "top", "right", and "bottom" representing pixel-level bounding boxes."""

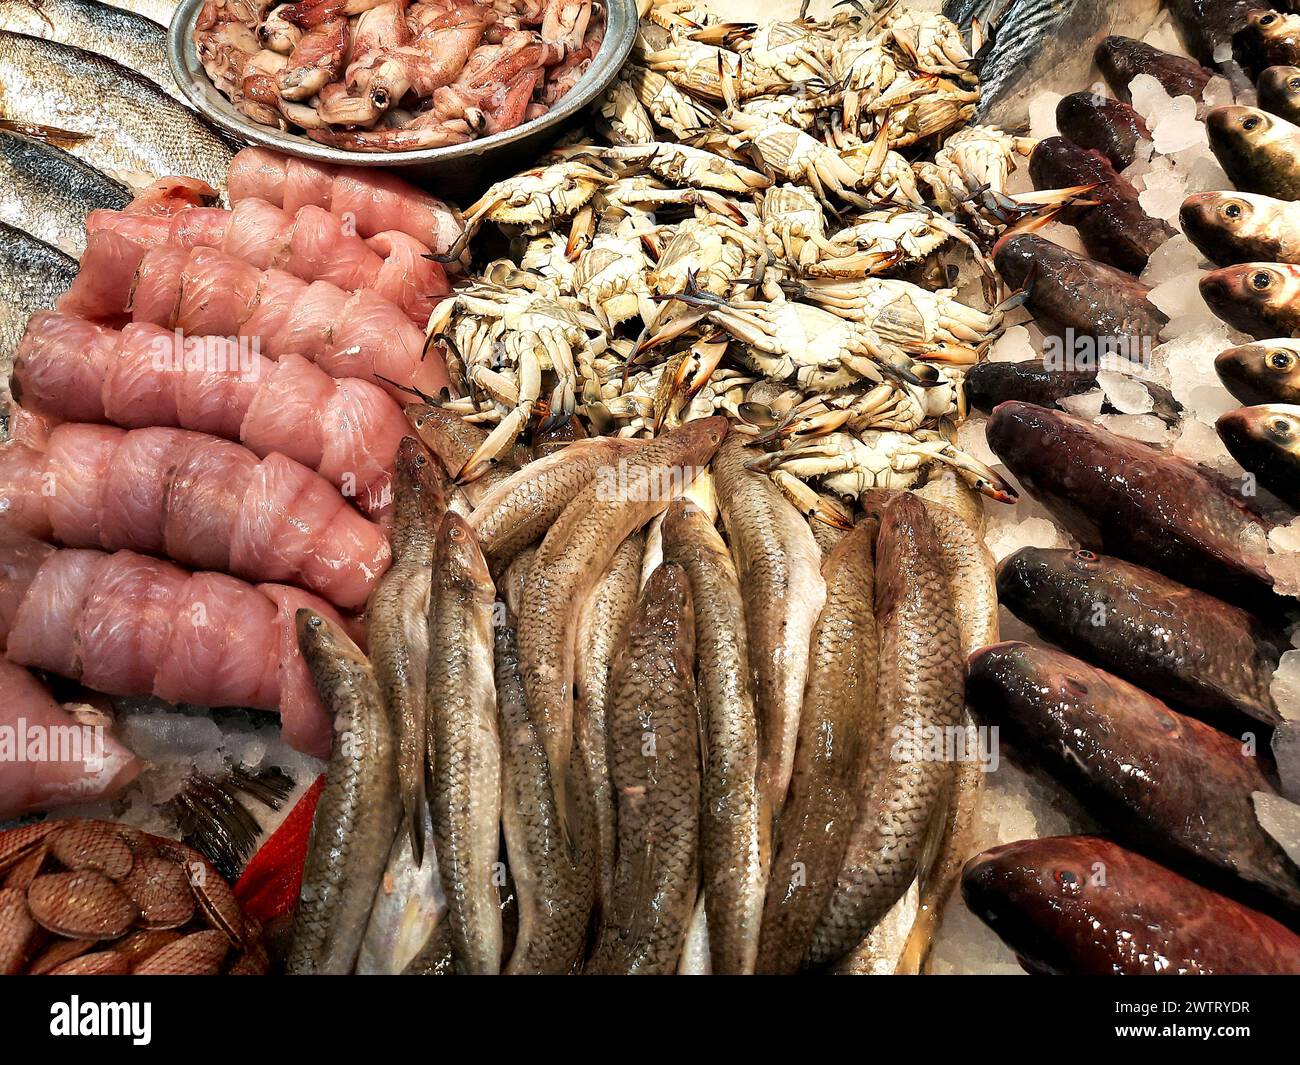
[
  {"left": 0, "top": 424, "right": 390, "bottom": 610},
  {"left": 227, "top": 147, "right": 464, "bottom": 259},
  {"left": 126, "top": 245, "right": 446, "bottom": 400},
  {"left": 0, "top": 541, "right": 347, "bottom": 757},
  {"left": 0, "top": 657, "right": 142, "bottom": 820},
  {"left": 13, "top": 314, "right": 413, "bottom": 515}
]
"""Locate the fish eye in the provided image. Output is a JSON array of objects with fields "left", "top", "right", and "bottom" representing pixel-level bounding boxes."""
[
  {"left": 1251, "top": 270, "right": 1274, "bottom": 290},
  {"left": 1074, "top": 549, "right": 1098, "bottom": 562},
  {"left": 1270, "top": 351, "right": 1294, "bottom": 370},
  {"left": 1054, "top": 868, "right": 1083, "bottom": 896},
  {"left": 1260, "top": 12, "right": 1277, "bottom": 24},
  {"left": 1222, "top": 201, "right": 1245, "bottom": 220},
  {"left": 1243, "top": 115, "right": 1263, "bottom": 131},
  {"left": 1272, "top": 417, "right": 1295, "bottom": 436},
  {"left": 1291, "top": 77, "right": 1300, "bottom": 92}
]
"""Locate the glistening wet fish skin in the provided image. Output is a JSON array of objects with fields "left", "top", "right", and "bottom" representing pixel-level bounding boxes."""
[
  {"left": 589, "top": 563, "right": 701, "bottom": 976},
  {"left": 0, "top": 129, "right": 130, "bottom": 256},
  {"left": 1233, "top": 9, "right": 1300, "bottom": 80},
  {"left": 757, "top": 519, "right": 877, "bottom": 975},
  {"left": 0, "top": 32, "right": 233, "bottom": 195},
  {"left": 894, "top": 475, "right": 1000, "bottom": 975},
  {"left": 0, "top": 0, "right": 180, "bottom": 102},
  {"left": 0, "top": 221, "right": 75, "bottom": 370},
  {"left": 986, "top": 401, "right": 1289, "bottom": 619},
  {"left": 712, "top": 432, "right": 825, "bottom": 813},
  {"left": 994, "top": 234, "right": 1167, "bottom": 347},
  {"left": 1055, "top": 91, "right": 1150, "bottom": 170},
  {"left": 574, "top": 530, "right": 644, "bottom": 919},
  {"left": 425, "top": 513, "right": 501, "bottom": 975},
  {"left": 807, "top": 494, "right": 964, "bottom": 970},
  {"left": 1259, "top": 65, "right": 1300, "bottom": 125},
  {"left": 356, "top": 805, "right": 446, "bottom": 976},
  {"left": 965, "top": 359, "right": 1181, "bottom": 423},
  {"left": 518, "top": 417, "right": 726, "bottom": 838},
  {"left": 1207, "top": 106, "right": 1300, "bottom": 201},
  {"left": 966, "top": 642, "right": 1300, "bottom": 913},
  {"left": 495, "top": 617, "right": 594, "bottom": 975},
  {"left": 1095, "top": 34, "right": 1213, "bottom": 102},
  {"left": 1181, "top": 191, "right": 1300, "bottom": 266},
  {"left": 1166, "top": 0, "right": 1258, "bottom": 91},
  {"left": 1029, "top": 136, "right": 1174, "bottom": 273},
  {"left": 963, "top": 835, "right": 1300, "bottom": 975},
  {"left": 286, "top": 610, "right": 399, "bottom": 976},
  {"left": 662, "top": 499, "right": 766, "bottom": 976},
  {"left": 469, "top": 436, "right": 640, "bottom": 571},
  {"left": 996, "top": 547, "right": 1282, "bottom": 728},
  {"left": 1216, "top": 340, "right": 1300, "bottom": 405},
  {"left": 368, "top": 438, "right": 447, "bottom": 864},
  {"left": 1199, "top": 262, "right": 1300, "bottom": 339},
  {"left": 1218, "top": 403, "right": 1300, "bottom": 511}
]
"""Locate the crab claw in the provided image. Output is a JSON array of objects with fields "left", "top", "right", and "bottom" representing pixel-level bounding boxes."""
[
  {"left": 771, "top": 469, "right": 856, "bottom": 529},
  {"left": 457, "top": 406, "right": 530, "bottom": 484},
  {"left": 922, "top": 444, "right": 1018, "bottom": 504}
]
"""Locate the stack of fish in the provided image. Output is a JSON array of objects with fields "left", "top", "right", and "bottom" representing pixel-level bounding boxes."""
[{"left": 943, "top": 7, "right": 1300, "bottom": 974}]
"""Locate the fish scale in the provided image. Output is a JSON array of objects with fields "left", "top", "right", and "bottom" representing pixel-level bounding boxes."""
[
  {"left": 806, "top": 494, "right": 963, "bottom": 970},
  {"left": 589, "top": 563, "right": 701, "bottom": 975}
]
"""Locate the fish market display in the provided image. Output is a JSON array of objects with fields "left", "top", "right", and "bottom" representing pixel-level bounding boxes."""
[
  {"left": 193, "top": 0, "right": 609, "bottom": 150},
  {"left": 6, "top": 0, "right": 1300, "bottom": 984},
  {"left": 0, "top": 819, "right": 268, "bottom": 975}
]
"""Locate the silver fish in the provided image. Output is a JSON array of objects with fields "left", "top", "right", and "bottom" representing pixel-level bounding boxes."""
[
  {"left": 0, "top": 31, "right": 233, "bottom": 194},
  {"left": 0, "top": 129, "right": 130, "bottom": 256},
  {"left": 0, "top": 0, "right": 181, "bottom": 102},
  {"left": 0, "top": 220, "right": 75, "bottom": 396}
]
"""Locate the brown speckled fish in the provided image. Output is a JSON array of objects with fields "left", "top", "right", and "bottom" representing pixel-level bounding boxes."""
[
  {"left": 367, "top": 437, "right": 447, "bottom": 864},
  {"left": 287, "top": 610, "right": 399, "bottom": 975},
  {"left": 662, "top": 499, "right": 766, "bottom": 975},
  {"left": 807, "top": 494, "right": 963, "bottom": 969},
  {"left": 519, "top": 417, "right": 726, "bottom": 837},
  {"left": 758, "top": 519, "right": 877, "bottom": 975},
  {"left": 425, "top": 513, "right": 501, "bottom": 974},
  {"left": 589, "top": 563, "right": 701, "bottom": 975}
]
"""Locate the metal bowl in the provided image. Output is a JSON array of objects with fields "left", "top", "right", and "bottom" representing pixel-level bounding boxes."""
[{"left": 168, "top": 0, "right": 637, "bottom": 198}]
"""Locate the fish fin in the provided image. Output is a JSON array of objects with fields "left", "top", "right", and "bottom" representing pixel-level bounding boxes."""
[
  {"left": 169, "top": 774, "right": 266, "bottom": 881},
  {"left": 0, "top": 118, "right": 90, "bottom": 149},
  {"left": 1252, "top": 790, "right": 1300, "bottom": 874}
]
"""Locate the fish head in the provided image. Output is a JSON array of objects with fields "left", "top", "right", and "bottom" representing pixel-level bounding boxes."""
[
  {"left": 1233, "top": 10, "right": 1300, "bottom": 75},
  {"left": 1094, "top": 35, "right": 1147, "bottom": 92},
  {"left": 991, "top": 233, "right": 1047, "bottom": 291},
  {"left": 960, "top": 835, "right": 1121, "bottom": 976},
  {"left": 1179, "top": 191, "right": 1272, "bottom": 256},
  {"left": 1215, "top": 341, "right": 1300, "bottom": 404},
  {"left": 1258, "top": 65, "right": 1300, "bottom": 120},
  {"left": 1207, "top": 105, "right": 1299, "bottom": 177},
  {"left": 994, "top": 546, "right": 1102, "bottom": 612},
  {"left": 394, "top": 435, "right": 450, "bottom": 512},
  {"left": 294, "top": 607, "right": 367, "bottom": 666},
  {"left": 984, "top": 402, "right": 1099, "bottom": 528},
  {"left": 434, "top": 512, "right": 493, "bottom": 595},
  {"left": 1199, "top": 263, "right": 1300, "bottom": 337},
  {"left": 637, "top": 562, "right": 695, "bottom": 664},
  {"left": 666, "top": 414, "right": 729, "bottom": 467},
  {"left": 1217, "top": 403, "right": 1300, "bottom": 465}
]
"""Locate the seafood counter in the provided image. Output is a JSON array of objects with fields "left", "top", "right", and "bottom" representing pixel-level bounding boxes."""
[{"left": 0, "top": 0, "right": 1299, "bottom": 979}]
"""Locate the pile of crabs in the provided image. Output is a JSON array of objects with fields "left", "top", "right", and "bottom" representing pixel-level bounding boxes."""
[{"left": 429, "top": 0, "right": 1070, "bottom": 516}]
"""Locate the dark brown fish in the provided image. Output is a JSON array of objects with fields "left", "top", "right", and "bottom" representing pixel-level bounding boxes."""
[
  {"left": 996, "top": 548, "right": 1283, "bottom": 728},
  {"left": 661, "top": 500, "right": 765, "bottom": 975},
  {"left": 1218, "top": 402, "right": 1300, "bottom": 510},
  {"left": 1181, "top": 190, "right": 1300, "bottom": 266},
  {"left": 1259, "top": 64, "right": 1300, "bottom": 125},
  {"left": 962, "top": 835, "right": 1300, "bottom": 975},
  {"left": 994, "top": 234, "right": 1167, "bottom": 352},
  {"left": 1095, "top": 34, "right": 1213, "bottom": 102},
  {"left": 967, "top": 643, "right": 1300, "bottom": 912},
  {"left": 806, "top": 494, "right": 963, "bottom": 969},
  {"left": 1200, "top": 262, "right": 1300, "bottom": 338},
  {"left": 1207, "top": 105, "right": 1300, "bottom": 201},
  {"left": 588, "top": 563, "right": 701, "bottom": 975},
  {"left": 1167, "top": 0, "right": 1259, "bottom": 82},
  {"left": 1029, "top": 136, "right": 1174, "bottom": 273},
  {"left": 757, "top": 520, "right": 878, "bottom": 975},
  {"left": 1055, "top": 91, "right": 1151, "bottom": 170},
  {"left": 965, "top": 359, "right": 1180, "bottom": 424},
  {"left": 1216, "top": 339, "right": 1300, "bottom": 404},
  {"left": 1234, "top": 9, "right": 1300, "bottom": 79},
  {"left": 986, "top": 401, "right": 1288, "bottom": 618}
]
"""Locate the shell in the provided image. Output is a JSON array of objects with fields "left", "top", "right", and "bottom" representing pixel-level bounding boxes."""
[{"left": 27, "top": 871, "right": 139, "bottom": 940}]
